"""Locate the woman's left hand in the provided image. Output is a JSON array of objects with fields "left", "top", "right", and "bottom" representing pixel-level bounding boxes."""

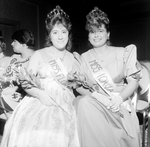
[{"left": 107, "top": 94, "right": 123, "bottom": 112}]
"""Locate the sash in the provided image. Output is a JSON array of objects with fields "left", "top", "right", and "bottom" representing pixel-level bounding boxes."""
[
  {"left": 48, "top": 58, "right": 68, "bottom": 85},
  {"left": 39, "top": 48, "right": 68, "bottom": 86},
  {"left": 82, "top": 50, "right": 116, "bottom": 96}
]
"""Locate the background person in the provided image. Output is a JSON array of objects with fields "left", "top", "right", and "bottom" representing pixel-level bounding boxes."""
[{"left": 0, "top": 29, "right": 35, "bottom": 118}]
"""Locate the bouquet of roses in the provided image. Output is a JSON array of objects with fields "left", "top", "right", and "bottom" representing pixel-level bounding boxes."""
[
  {"left": 67, "top": 71, "right": 124, "bottom": 118},
  {"left": 18, "top": 68, "right": 41, "bottom": 90},
  {"left": 67, "top": 71, "right": 95, "bottom": 91},
  {"left": 18, "top": 68, "right": 74, "bottom": 119}
]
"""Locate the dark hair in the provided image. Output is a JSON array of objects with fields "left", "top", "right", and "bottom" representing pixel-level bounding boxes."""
[
  {"left": 44, "top": 6, "right": 72, "bottom": 51},
  {"left": 85, "top": 7, "right": 110, "bottom": 33},
  {"left": 11, "top": 29, "right": 35, "bottom": 49},
  {"left": 0, "top": 38, "right": 6, "bottom": 53}
]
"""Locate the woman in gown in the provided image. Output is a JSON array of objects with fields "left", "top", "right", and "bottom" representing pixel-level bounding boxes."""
[
  {"left": 73, "top": 7, "right": 141, "bottom": 147},
  {"left": 0, "top": 29, "right": 35, "bottom": 119},
  {"left": 0, "top": 5, "right": 80, "bottom": 147}
]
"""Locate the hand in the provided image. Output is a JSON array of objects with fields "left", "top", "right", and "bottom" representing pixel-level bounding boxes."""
[
  {"left": 92, "top": 91, "right": 111, "bottom": 107},
  {"left": 107, "top": 94, "right": 123, "bottom": 112},
  {"left": 37, "top": 90, "right": 57, "bottom": 106}
]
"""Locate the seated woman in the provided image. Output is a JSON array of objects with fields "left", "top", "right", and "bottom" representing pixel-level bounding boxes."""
[
  {"left": 0, "top": 29, "right": 36, "bottom": 119},
  {"left": 73, "top": 7, "right": 141, "bottom": 147},
  {"left": 1, "top": 6, "right": 80, "bottom": 146}
]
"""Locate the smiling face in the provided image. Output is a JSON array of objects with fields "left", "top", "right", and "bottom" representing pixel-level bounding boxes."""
[
  {"left": 50, "top": 23, "right": 69, "bottom": 50},
  {"left": 88, "top": 24, "right": 110, "bottom": 48}
]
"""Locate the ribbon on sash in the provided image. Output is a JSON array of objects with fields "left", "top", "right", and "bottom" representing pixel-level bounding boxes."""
[{"left": 48, "top": 58, "right": 68, "bottom": 86}]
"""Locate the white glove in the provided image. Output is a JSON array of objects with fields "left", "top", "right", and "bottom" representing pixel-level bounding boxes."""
[{"left": 107, "top": 94, "right": 123, "bottom": 112}]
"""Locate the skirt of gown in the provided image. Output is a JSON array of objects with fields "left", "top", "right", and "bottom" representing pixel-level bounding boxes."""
[
  {"left": 0, "top": 80, "right": 80, "bottom": 147},
  {"left": 74, "top": 95, "right": 141, "bottom": 147}
]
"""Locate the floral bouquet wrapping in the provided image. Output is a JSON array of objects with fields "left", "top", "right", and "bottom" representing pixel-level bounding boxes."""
[
  {"left": 18, "top": 68, "right": 123, "bottom": 118},
  {"left": 67, "top": 71, "right": 94, "bottom": 91},
  {"left": 67, "top": 71, "right": 124, "bottom": 118},
  {"left": 18, "top": 68, "right": 76, "bottom": 119}
]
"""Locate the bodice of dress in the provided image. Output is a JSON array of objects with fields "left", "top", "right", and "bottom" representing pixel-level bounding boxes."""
[
  {"left": 81, "top": 45, "right": 140, "bottom": 93},
  {"left": 37, "top": 51, "right": 74, "bottom": 82},
  {"left": 35, "top": 51, "right": 76, "bottom": 113}
]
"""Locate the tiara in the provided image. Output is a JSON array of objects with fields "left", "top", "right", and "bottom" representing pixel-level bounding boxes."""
[
  {"left": 46, "top": 5, "right": 69, "bottom": 20},
  {"left": 86, "top": 7, "right": 109, "bottom": 24}
]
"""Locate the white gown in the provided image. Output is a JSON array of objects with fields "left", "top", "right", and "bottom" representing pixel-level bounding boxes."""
[{"left": 1, "top": 49, "right": 80, "bottom": 147}]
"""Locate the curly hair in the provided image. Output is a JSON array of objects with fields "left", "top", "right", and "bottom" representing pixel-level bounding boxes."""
[
  {"left": 45, "top": 5, "right": 72, "bottom": 51},
  {"left": 86, "top": 7, "right": 110, "bottom": 32},
  {"left": 11, "top": 29, "right": 36, "bottom": 49}
]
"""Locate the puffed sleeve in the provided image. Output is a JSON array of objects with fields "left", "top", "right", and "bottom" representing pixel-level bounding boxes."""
[{"left": 123, "top": 44, "right": 142, "bottom": 81}]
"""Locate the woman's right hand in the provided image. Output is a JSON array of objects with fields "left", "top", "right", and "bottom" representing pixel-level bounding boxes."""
[{"left": 37, "top": 90, "right": 57, "bottom": 106}]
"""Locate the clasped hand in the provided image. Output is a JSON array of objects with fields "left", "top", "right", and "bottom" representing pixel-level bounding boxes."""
[
  {"left": 107, "top": 94, "right": 123, "bottom": 112},
  {"left": 92, "top": 92, "right": 123, "bottom": 112}
]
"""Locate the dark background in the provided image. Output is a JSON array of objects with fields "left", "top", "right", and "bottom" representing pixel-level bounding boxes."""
[{"left": 0, "top": 0, "right": 149, "bottom": 60}]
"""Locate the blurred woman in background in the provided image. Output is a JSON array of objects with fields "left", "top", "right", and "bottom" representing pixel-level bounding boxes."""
[{"left": 0, "top": 29, "right": 35, "bottom": 119}]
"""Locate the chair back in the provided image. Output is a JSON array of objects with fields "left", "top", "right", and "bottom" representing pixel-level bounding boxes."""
[
  {"left": 137, "top": 62, "right": 150, "bottom": 111},
  {"left": 138, "top": 64, "right": 150, "bottom": 95}
]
